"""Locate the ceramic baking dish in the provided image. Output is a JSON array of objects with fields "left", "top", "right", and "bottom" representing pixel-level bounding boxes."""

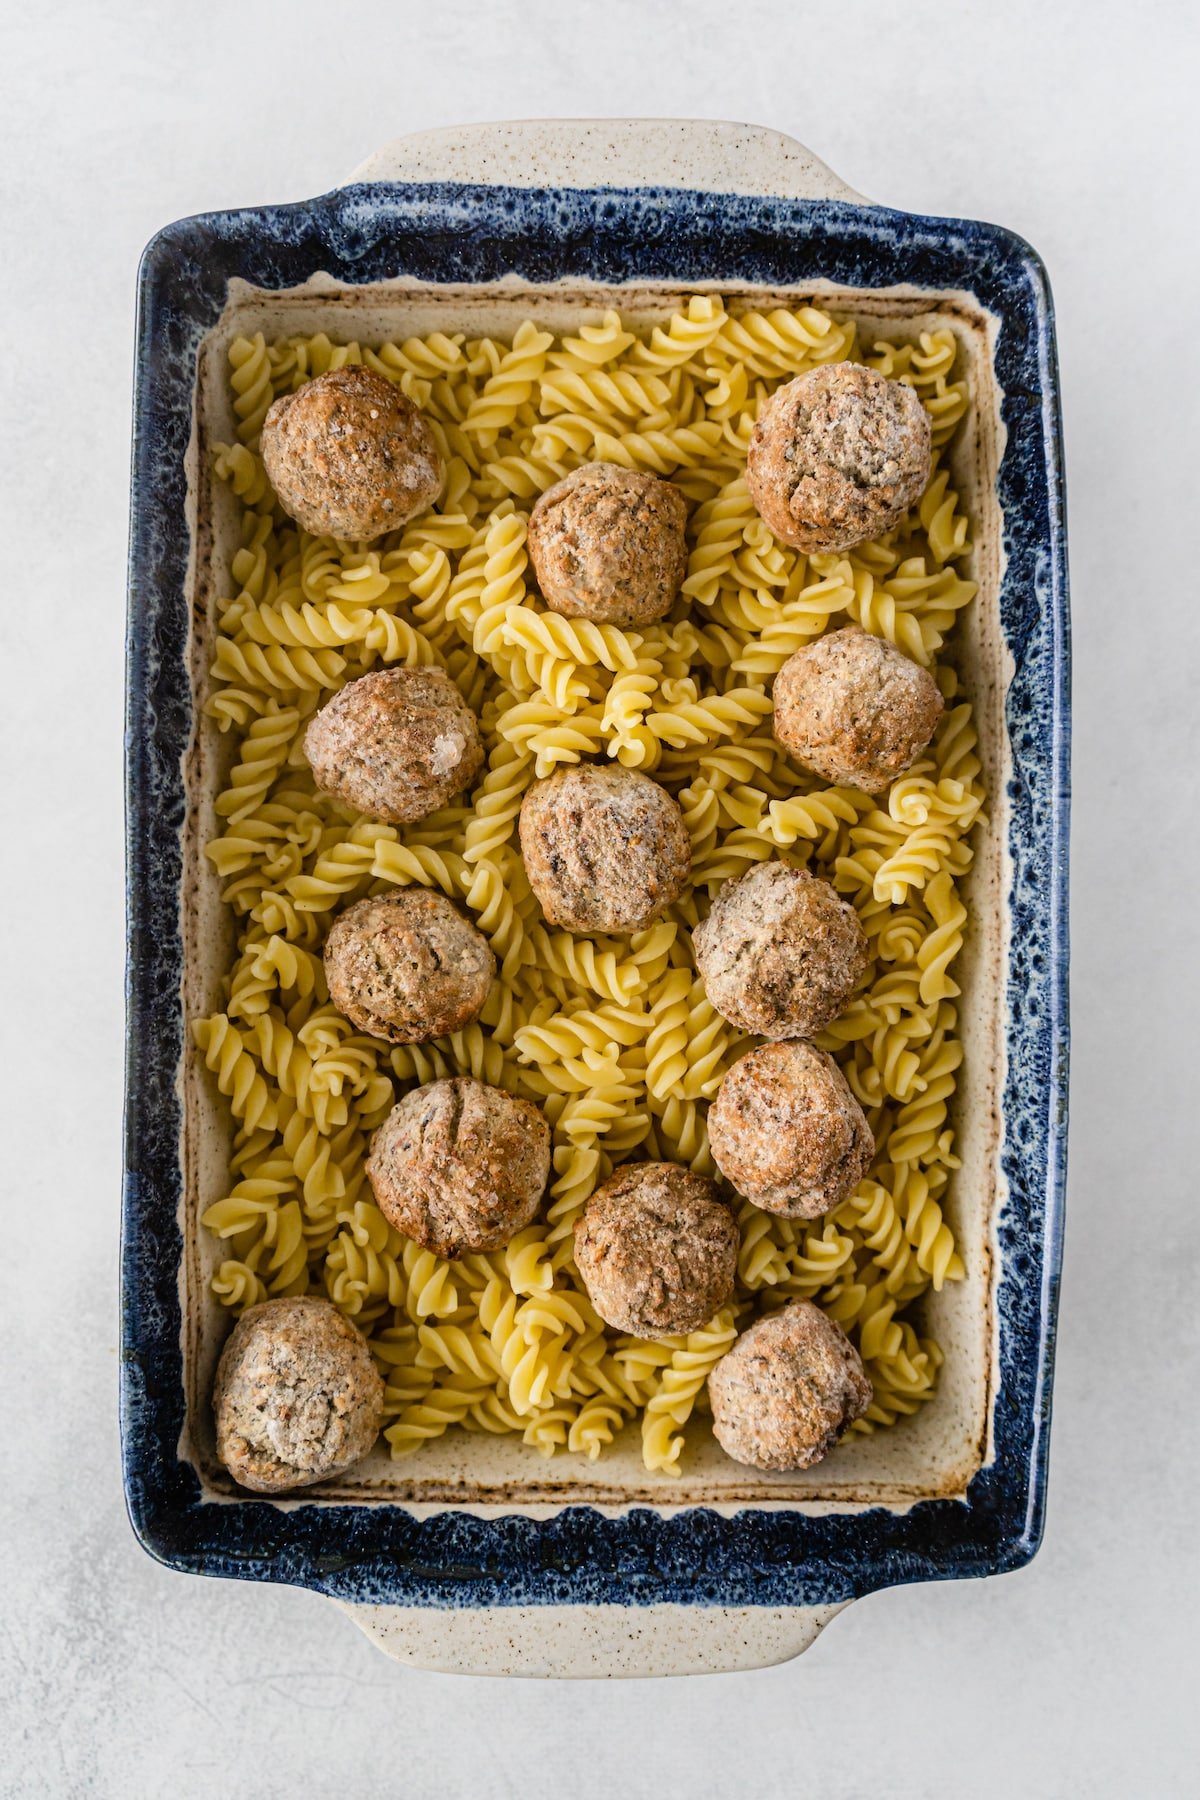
[{"left": 122, "top": 120, "right": 1070, "bottom": 1676}]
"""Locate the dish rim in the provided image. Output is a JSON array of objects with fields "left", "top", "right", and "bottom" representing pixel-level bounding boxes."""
[{"left": 123, "top": 179, "right": 1069, "bottom": 1609}]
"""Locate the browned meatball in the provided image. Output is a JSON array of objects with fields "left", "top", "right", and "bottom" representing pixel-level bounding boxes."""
[
  {"left": 746, "top": 362, "right": 931, "bottom": 554},
  {"left": 304, "top": 667, "right": 484, "bottom": 824},
  {"left": 573, "top": 1162, "right": 738, "bottom": 1338},
  {"left": 213, "top": 1296, "right": 384, "bottom": 1493},
  {"left": 708, "top": 1041, "right": 874, "bottom": 1218},
  {"left": 527, "top": 462, "right": 689, "bottom": 626},
  {"left": 773, "top": 626, "right": 943, "bottom": 794},
  {"left": 261, "top": 366, "right": 444, "bottom": 540},
  {"left": 692, "top": 861, "right": 868, "bottom": 1039},
  {"left": 707, "top": 1300, "right": 871, "bottom": 1471},
  {"left": 519, "top": 765, "right": 690, "bottom": 934},
  {"left": 367, "top": 1077, "right": 550, "bottom": 1257},
  {"left": 324, "top": 891, "right": 494, "bottom": 1045}
]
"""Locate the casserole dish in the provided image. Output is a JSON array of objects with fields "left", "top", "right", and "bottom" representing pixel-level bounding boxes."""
[{"left": 123, "top": 120, "right": 1069, "bottom": 1675}]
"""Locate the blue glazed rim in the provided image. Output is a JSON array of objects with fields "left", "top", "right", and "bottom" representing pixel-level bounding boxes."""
[{"left": 124, "top": 183, "right": 1069, "bottom": 1609}]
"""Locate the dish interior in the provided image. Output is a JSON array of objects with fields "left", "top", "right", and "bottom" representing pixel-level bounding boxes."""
[{"left": 180, "top": 277, "right": 1009, "bottom": 1511}]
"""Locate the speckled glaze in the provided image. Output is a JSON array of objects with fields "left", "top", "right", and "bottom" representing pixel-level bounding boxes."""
[{"left": 123, "top": 123, "right": 1069, "bottom": 1675}]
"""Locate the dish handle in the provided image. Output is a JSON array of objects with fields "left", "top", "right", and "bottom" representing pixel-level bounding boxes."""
[
  {"left": 332, "top": 1596, "right": 848, "bottom": 1678},
  {"left": 344, "top": 118, "right": 868, "bottom": 203}
]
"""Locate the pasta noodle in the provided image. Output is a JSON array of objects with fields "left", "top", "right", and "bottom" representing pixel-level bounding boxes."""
[{"left": 196, "top": 296, "right": 983, "bottom": 1476}]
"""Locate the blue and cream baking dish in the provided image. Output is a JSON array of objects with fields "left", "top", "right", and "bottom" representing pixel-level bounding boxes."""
[{"left": 123, "top": 121, "right": 1069, "bottom": 1675}]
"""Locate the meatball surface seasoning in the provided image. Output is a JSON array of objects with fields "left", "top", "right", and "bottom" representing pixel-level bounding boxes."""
[
  {"left": 746, "top": 361, "right": 931, "bottom": 554},
  {"left": 304, "top": 667, "right": 484, "bottom": 825},
  {"left": 519, "top": 765, "right": 690, "bottom": 934},
  {"left": 324, "top": 891, "right": 494, "bottom": 1045},
  {"left": 692, "top": 861, "right": 868, "bottom": 1039},
  {"left": 574, "top": 1162, "right": 738, "bottom": 1338},
  {"left": 527, "top": 462, "right": 688, "bottom": 626},
  {"left": 261, "top": 365, "right": 444, "bottom": 540},
  {"left": 707, "top": 1300, "right": 872, "bottom": 1471},
  {"left": 772, "top": 626, "right": 944, "bottom": 794},
  {"left": 708, "top": 1040, "right": 874, "bottom": 1218},
  {"left": 213, "top": 1296, "right": 384, "bottom": 1493},
  {"left": 367, "top": 1078, "right": 551, "bottom": 1257}
]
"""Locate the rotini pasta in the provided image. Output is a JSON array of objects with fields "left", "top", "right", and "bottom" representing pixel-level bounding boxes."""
[{"left": 197, "top": 297, "right": 981, "bottom": 1477}]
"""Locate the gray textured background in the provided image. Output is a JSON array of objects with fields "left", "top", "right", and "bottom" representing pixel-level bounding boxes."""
[{"left": 2, "top": 2, "right": 1196, "bottom": 1794}]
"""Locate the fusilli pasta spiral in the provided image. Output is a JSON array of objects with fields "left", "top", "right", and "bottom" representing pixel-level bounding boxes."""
[{"left": 195, "top": 298, "right": 981, "bottom": 1476}]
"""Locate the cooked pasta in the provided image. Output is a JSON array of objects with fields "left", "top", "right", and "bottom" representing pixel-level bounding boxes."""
[{"left": 196, "top": 296, "right": 983, "bottom": 1476}]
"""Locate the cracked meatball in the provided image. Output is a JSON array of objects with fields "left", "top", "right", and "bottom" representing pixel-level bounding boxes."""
[
  {"left": 707, "top": 1300, "right": 871, "bottom": 1471},
  {"left": 519, "top": 765, "right": 690, "bottom": 934},
  {"left": 261, "top": 365, "right": 444, "bottom": 540},
  {"left": 692, "top": 861, "right": 868, "bottom": 1039},
  {"left": 746, "top": 361, "right": 931, "bottom": 554},
  {"left": 213, "top": 1296, "right": 384, "bottom": 1493},
  {"left": 304, "top": 667, "right": 484, "bottom": 824},
  {"left": 772, "top": 625, "right": 944, "bottom": 794},
  {"left": 367, "top": 1077, "right": 550, "bottom": 1257},
  {"left": 527, "top": 462, "right": 689, "bottom": 626},
  {"left": 324, "top": 891, "right": 494, "bottom": 1045},
  {"left": 708, "top": 1041, "right": 874, "bottom": 1218},
  {"left": 574, "top": 1162, "right": 738, "bottom": 1338}
]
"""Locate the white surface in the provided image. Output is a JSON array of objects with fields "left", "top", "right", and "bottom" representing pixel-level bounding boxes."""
[{"left": 0, "top": 0, "right": 1196, "bottom": 1792}]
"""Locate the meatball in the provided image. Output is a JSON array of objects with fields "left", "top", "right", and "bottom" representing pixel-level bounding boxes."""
[
  {"left": 692, "top": 861, "right": 868, "bottom": 1039},
  {"left": 324, "top": 891, "right": 494, "bottom": 1045},
  {"left": 527, "top": 462, "right": 689, "bottom": 626},
  {"left": 707, "top": 1300, "right": 871, "bottom": 1471},
  {"left": 708, "top": 1041, "right": 874, "bottom": 1218},
  {"left": 366, "top": 1077, "right": 550, "bottom": 1257},
  {"left": 261, "top": 365, "right": 444, "bottom": 540},
  {"left": 574, "top": 1162, "right": 738, "bottom": 1338},
  {"left": 519, "top": 765, "right": 690, "bottom": 934},
  {"left": 213, "top": 1296, "right": 384, "bottom": 1493},
  {"left": 304, "top": 667, "right": 484, "bottom": 824},
  {"left": 746, "top": 362, "right": 931, "bottom": 554},
  {"left": 772, "top": 626, "right": 943, "bottom": 794}
]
